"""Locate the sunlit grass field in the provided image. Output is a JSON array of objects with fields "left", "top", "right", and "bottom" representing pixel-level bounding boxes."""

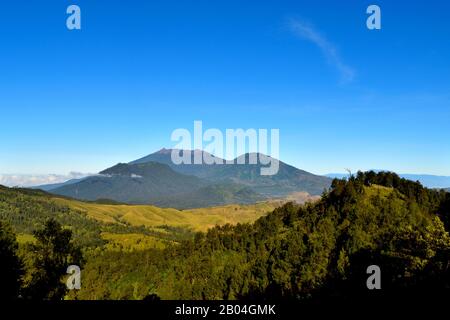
[{"left": 53, "top": 198, "right": 280, "bottom": 232}]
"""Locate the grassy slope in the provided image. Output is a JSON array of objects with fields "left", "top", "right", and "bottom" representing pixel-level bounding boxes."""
[
  {"left": 53, "top": 197, "right": 280, "bottom": 232},
  {"left": 1, "top": 185, "right": 280, "bottom": 250}
]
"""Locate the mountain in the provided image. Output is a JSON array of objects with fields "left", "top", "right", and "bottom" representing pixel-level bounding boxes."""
[
  {"left": 130, "top": 148, "right": 230, "bottom": 178},
  {"left": 50, "top": 161, "right": 265, "bottom": 208},
  {"left": 154, "top": 182, "right": 266, "bottom": 208},
  {"left": 326, "top": 173, "right": 352, "bottom": 179},
  {"left": 52, "top": 162, "right": 206, "bottom": 205},
  {"left": 50, "top": 149, "right": 331, "bottom": 208},
  {"left": 32, "top": 177, "right": 86, "bottom": 191},
  {"left": 327, "top": 172, "right": 450, "bottom": 189},
  {"left": 399, "top": 174, "right": 450, "bottom": 189},
  {"left": 131, "top": 149, "right": 332, "bottom": 196}
]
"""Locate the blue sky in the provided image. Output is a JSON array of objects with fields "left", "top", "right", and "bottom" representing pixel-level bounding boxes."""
[{"left": 1, "top": 0, "right": 449, "bottom": 177}]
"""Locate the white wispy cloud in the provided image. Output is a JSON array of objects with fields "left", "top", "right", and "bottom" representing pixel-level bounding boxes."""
[
  {"left": 290, "top": 19, "right": 355, "bottom": 83},
  {"left": 0, "top": 172, "right": 92, "bottom": 187}
]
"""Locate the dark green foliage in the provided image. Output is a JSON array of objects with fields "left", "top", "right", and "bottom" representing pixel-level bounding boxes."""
[
  {"left": 21, "top": 219, "right": 83, "bottom": 300},
  {"left": 0, "top": 221, "right": 23, "bottom": 300},
  {"left": 439, "top": 191, "right": 450, "bottom": 231}
]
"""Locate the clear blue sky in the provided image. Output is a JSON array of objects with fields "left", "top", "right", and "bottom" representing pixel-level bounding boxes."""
[{"left": 1, "top": 0, "right": 449, "bottom": 175}]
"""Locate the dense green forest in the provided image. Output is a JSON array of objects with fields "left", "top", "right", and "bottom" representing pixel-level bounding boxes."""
[
  {"left": 72, "top": 171, "right": 450, "bottom": 300},
  {"left": 1, "top": 171, "right": 450, "bottom": 300}
]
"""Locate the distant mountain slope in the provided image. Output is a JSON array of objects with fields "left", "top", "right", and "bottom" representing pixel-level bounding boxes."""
[
  {"left": 130, "top": 148, "right": 227, "bottom": 178},
  {"left": 327, "top": 172, "right": 450, "bottom": 189},
  {"left": 153, "top": 182, "right": 266, "bottom": 209},
  {"left": 50, "top": 149, "right": 331, "bottom": 207},
  {"left": 52, "top": 162, "right": 207, "bottom": 205},
  {"left": 50, "top": 161, "right": 266, "bottom": 208},
  {"left": 211, "top": 153, "right": 331, "bottom": 196},
  {"left": 131, "top": 149, "right": 332, "bottom": 196},
  {"left": 399, "top": 174, "right": 450, "bottom": 189},
  {"left": 32, "top": 177, "right": 86, "bottom": 191}
]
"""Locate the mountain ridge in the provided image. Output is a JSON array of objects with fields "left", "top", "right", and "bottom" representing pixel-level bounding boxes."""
[
  {"left": 130, "top": 149, "right": 332, "bottom": 196},
  {"left": 48, "top": 149, "right": 332, "bottom": 208}
]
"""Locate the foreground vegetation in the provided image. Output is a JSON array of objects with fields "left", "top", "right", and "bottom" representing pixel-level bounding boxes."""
[
  {"left": 1, "top": 171, "right": 450, "bottom": 300},
  {"left": 67, "top": 171, "right": 450, "bottom": 300}
]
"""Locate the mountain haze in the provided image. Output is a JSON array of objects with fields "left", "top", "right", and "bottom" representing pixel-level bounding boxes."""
[
  {"left": 131, "top": 149, "right": 332, "bottom": 196},
  {"left": 50, "top": 149, "right": 332, "bottom": 208},
  {"left": 32, "top": 177, "right": 86, "bottom": 191}
]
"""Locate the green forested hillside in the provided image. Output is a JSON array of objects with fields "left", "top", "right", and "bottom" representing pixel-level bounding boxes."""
[
  {"left": 2, "top": 171, "right": 450, "bottom": 301},
  {"left": 69, "top": 171, "right": 450, "bottom": 300},
  {"left": 0, "top": 185, "right": 200, "bottom": 248},
  {"left": 0, "top": 185, "right": 106, "bottom": 247},
  {"left": 0, "top": 184, "right": 279, "bottom": 300},
  {"left": 0, "top": 185, "right": 277, "bottom": 249}
]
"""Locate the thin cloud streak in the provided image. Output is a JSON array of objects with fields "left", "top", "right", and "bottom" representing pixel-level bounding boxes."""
[
  {"left": 290, "top": 19, "right": 355, "bottom": 83},
  {"left": 0, "top": 172, "right": 92, "bottom": 187}
]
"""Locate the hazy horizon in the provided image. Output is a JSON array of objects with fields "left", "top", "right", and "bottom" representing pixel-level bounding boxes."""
[{"left": 2, "top": 147, "right": 450, "bottom": 188}]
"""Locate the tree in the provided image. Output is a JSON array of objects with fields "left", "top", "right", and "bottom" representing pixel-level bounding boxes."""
[
  {"left": 22, "top": 219, "right": 82, "bottom": 300},
  {"left": 0, "top": 220, "right": 23, "bottom": 300}
]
